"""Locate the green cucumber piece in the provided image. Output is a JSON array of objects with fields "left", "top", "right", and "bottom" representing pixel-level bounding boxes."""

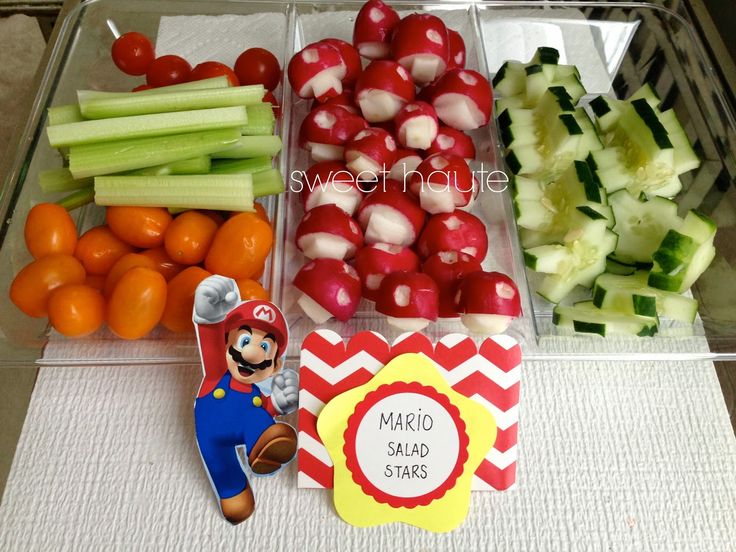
[{"left": 553, "top": 301, "right": 659, "bottom": 337}]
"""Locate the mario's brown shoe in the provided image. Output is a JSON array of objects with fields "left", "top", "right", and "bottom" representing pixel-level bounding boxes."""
[
  {"left": 248, "top": 423, "right": 297, "bottom": 475},
  {"left": 220, "top": 485, "right": 255, "bottom": 524}
]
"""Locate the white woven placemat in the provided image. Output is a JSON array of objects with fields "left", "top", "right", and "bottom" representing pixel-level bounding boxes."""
[{"left": 1, "top": 357, "right": 734, "bottom": 551}]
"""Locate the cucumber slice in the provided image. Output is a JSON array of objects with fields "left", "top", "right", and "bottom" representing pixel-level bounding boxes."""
[
  {"left": 553, "top": 301, "right": 659, "bottom": 337},
  {"left": 497, "top": 107, "right": 535, "bottom": 130},
  {"left": 593, "top": 272, "right": 699, "bottom": 323},
  {"left": 629, "top": 83, "right": 661, "bottom": 109},
  {"left": 506, "top": 146, "right": 544, "bottom": 175},
  {"left": 501, "top": 123, "right": 537, "bottom": 148},
  {"left": 657, "top": 109, "right": 700, "bottom": 174},
  {"left": 590, "top": 95, "right": 623, "bottom": 132},
  {"left": 495, "top": 96, "right": 526, "bottom": 114},
  {"left": 615, "top": 100, "right": 674, "bottom": 167},
  {"left": 511, "top": 175, "right": 545, "bottom": 201},
  {"left": 606, "top": 256, "right": 637, "bottom": 275},
  {"left": 493, "top": 61, "right": 526, "bottom": 97},
  {"left": 609, "top": 190, "right": 680, "bottom": 263},
  {"left": 587, "top": 148, "right": 622, "bottom": 171},
  {"left": 530, "top": 47, "right": 560, "bottom": 65},
  {"left": 648, "top": 243, "right": 715, "bottom": 293}
]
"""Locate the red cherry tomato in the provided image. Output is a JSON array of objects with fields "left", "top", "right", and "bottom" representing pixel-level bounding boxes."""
[
  {"left": 146, "top": 55, "right": 192, "bottom": 87},
  {"left": 132, "top": 84, "right": 153, "bottom": 92},
  {"left": 111, "top": 32, "right": 155, "bottom": 76},
  {"left": 189, "top": 61, "right": 239, "bottom": 86},
  {"left": 234, "top": 48, "right": 280, "bottom": 91},
  {"left": 263, "top": 90, "right": 280, "bottom": 119}
]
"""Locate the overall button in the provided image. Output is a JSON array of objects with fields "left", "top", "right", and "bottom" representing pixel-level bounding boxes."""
[
  {"left": 213, "top": 388, "right": 226, "bottom": 399},
  {"left": 252, "top": 396, "right": 263, "bottom": 407}
]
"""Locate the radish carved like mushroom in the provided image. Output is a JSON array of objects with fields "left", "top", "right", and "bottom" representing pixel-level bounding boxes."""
[
  {"left": 409, "top": 153, "right": 475, "bottom": 214},
  {"left": 375, "top": 271, "right": 439, "bottom": 330},
  {"left": 301, "top": 161, "right": 364, "bottom": 216},
  {"left": 344, "top": 127, "right": 398, "bottom": 179},
  {"left": 299, "top": 104, "right": 368, "bottom": 162},
  {"left": 430, "top": 69, "right": 492, "bottom": 130},
  {"left": 425, "top": 126, "right": 475, "bottom": 160},
  {"left": 354, "top": 60, "right": 415, "bottom": 123},
  {"left": 353, "top": 0, "right": 401, "bottom": 60},
  {"left": 287, "top": 41, "right": 347, "bottom": 102},
  {"left": 319, "top": 38, "right": 362, "bottom": 86},
  {"left": 293, "top": 258, "right": 362, "bottom": 323},
  {"left": 394, "top": 101, "right": 439, "bottom": 150},
  {"left": 295, "top": 204, "right": 364, "bottom": 260},
  {"left": 447, "top": 29, "right": 466, "bottom": 70},
  {"left": 311, "top": 89, "right": 359, "bottom": 115},
  {"left": 455, "top": 271, "right": 521, "bottom": 334},
  {"left": 389, "top": 148, "right": 423, "bottom": 184},
  {"left": 354, "top": 242, "right": 420, "bottom": 301},
  {"left": 356, "top": 180, "right": 426, "bottom": 246},
  {"left": 421, "top": 251, "right": 482, "bottom": 317},
  {"left": 417, "top": 209, "right": 488, "bottom": 261},
  {"left": 390, "top": 13, "right": 450, "bottom": 85}
]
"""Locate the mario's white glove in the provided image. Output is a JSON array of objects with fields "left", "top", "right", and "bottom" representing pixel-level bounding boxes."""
[
  {"left": 270, "top": 368, "right": 299, "bottom": 415},
  {"left": 193, "top": 275, "right": 240, "bottom": 325}
]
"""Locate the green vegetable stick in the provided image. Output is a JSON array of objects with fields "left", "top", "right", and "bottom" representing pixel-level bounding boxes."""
[
  {"left": 57, "top": 187, "right": 95, "bottom": 210},
  {"left": 242, "top": 103, "right": 276, "bottom": 136},
  {"left": 47, "top": 104, "right": 84, "bottom": 125},
  {"left": 126, "top": 156, "right": 212, "bottom": 176},
  {"left": 39, "top": 167, "right": 93, "bottom": 193},
  {"left": 77, "top": 76, "right": 232, "bottom": 101},
  {"left": 211, "top": 135, "right": 282, "bottom": 158},
  {"left": 79, "top": 85, "right": 265, "bottom": 119},
  {"left": 209, "top": 156, "right": 272, "bottom": 175},
  {"left": 94, "top": 170, "right": 284, "bottom": 211},
  {"left": 69, "top": 128, "right": 240, "bottom": 178},
  {"left": 47, "top": 106, "right": 248, "bottom": 148}
]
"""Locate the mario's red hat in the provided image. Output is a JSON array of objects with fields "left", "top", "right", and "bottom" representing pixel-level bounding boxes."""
[{"left": 223, "top": 300, "right": 289, "bottom": 355}]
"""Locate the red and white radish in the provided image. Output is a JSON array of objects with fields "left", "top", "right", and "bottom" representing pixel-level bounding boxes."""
[
  {"left": 394, "top": 101, "right": 439, "bottom": 150},
  {"left": 354, "top": 242, "right": 420, "bottom": 301},
  {"left": 356, "top": 180, "right": 426, "bottom": 246},
  {"left": 390, "top": 13, "right": 449, "bottom": 85},
  {"left": 319, "top": 38, "right": 362, "bottom": 86},
  {"left": 295, "top": 204, "right": 364, "bottom": 260},
  {"left": 389, "top": 148, "right": 423, "bottom": 184},
  {"left": 293, "top": 258, "right": 361, "bottom": 323},
  {"left": 299, "top": 104, "right": 368, "bottom": 162},
  {"left": 354, "top": 60, "right": 415, "bottom": 122},
  {"left": 408, "top": 153, "right": 475, "bottom": 214},
  {"left": 353, "top": 0, "right": 401, "bottom": 60},
  {"left": 447, "top": 29, "right": 466, "bottom": 70},
  {"left": 425, "top": 126, "right": 476, "bottom": 160},
  {"left": 311, "top": 89, "right": 359, "bottom": 114},
  {"left": 421, "top": 251, "right": 482, "bottom": 317},
  {"left": 300, "top": 161, "right": 364, "bottom": 216},
  {"left": 429, "top": 68, "right": 492, "bottom": 130},
  {"left": 417, "top": 209, "right": 488, "bottom": 261},
  {"left": 454, "top": 271, "right": 521, "bottom": 334},
  {"left": 375, "top": 271, "right": 439, "bottom": 330},
  {"left": 344, "top": 127, "right": 398, "bottom": 179},
  {"left": 287, "top": 41, "right": 346, "bottom": 102}
]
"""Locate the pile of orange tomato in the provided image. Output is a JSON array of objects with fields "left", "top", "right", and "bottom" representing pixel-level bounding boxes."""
[{"left": 10, "top": 203, "right": 273, "bottom": 338}]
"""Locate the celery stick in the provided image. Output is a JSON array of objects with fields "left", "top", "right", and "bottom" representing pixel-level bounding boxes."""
[
  {"left": 242, "top": 104, "right": 276, "bottom": 136},
  {"left": 39, "top": 167, "right": 93, "bottom": 193},
  {"left": 126, "top": 156, "right": 211, "bottom": 176},
  {"left": 95, "top": 170, "right": 284, "bottom": 211},
  {"left": 209, "top": 156, "right": 272, "bottom": 175},
  {"left": 211, "top": 135, "right": 282, "bottom": 158},
  {"left": 57, "top": 187, "right": 95, "bottom": 210},
  {"left": 69, "top": 128, "right": 239, "bottom": 178},
  {"left": 77, "top": 76, "right": 232, "bottom": 102},
  {"left": 79, "top": 85, "right": 265, "bottom": 119},
  {"left": 95, "top": 175, "right": 256, "bottom": 211},
  {"left": 47, "top": 106, "right": 248, "bottom": 148},
  {"left": 48, "top": 104, "right": 84, "bottom": 125}
]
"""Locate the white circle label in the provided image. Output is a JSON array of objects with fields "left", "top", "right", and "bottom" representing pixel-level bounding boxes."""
[{"left": 353, "top": 392, "right": 460, "bottom": 499}]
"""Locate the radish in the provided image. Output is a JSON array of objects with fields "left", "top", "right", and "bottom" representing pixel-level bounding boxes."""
[
  {"left": 375, "top": 271, "right": 439, "bottom": 330},
  {"left": 299, "top": 104, "right": 367, "bottom": 162},
  {"left": 354, "top": 60, "right": 415, "bottom": 122},
  {"left": 300, "top": 161, "right": 364, "bottom": 216},
  {"left": 454, "top": 271, "right": 521, "bottom": 334},
  {"left": 354, "top": 242, "right": 420, "bottom": 301},
  {"left": 295, "top": 204, "right": 364, "bottom": 260},
  {"left": 287, "top": 41, "right": 346, "bottom": 102},
  {"left": 344, "top": 127, "right": 397, "bottom": 179},
  {"left": 293, "top": 258, "right": 361, "bottom": 323},
  {"left": 394, "top": 101, "right": 439, "bottom": 150},
  {"left": 409, "top": 153, "right": 475, "bottom": 214},
  {"left": 390, "top": 13, "right": 450, "bottom": 85},
  {"left": 417, "top": 209, "right": 488, "bottom": 261},
  {"left": 356, "top": 180, "right": 426, "bottom": 246},
  {"left": 421, "top": 251, "right": 482, "bottom": 317},
  {"left": 353, "top": 0, "right": 400, "bottom": 60},
  {"left": 429, "top": 68, "right": 492, "bottom": 130}
]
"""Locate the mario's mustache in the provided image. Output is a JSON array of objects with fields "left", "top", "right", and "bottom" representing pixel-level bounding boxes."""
[{"left": 228, "top": 346, "right": 273, "bottom": 374}]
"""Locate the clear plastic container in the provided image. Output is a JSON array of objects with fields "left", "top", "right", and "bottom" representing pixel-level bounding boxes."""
[{"left": 0, "top": 0, "right": 734, "bottom": 365}]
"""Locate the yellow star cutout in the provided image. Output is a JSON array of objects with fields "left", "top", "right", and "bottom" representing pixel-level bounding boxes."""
[{"left": 317, "top": 353, "right": 497, "bottom": 532}]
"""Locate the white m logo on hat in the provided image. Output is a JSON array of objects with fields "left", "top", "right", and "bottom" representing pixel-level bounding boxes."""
[{"left": 254, "top": 305, "right": 276, "bottom": 323}]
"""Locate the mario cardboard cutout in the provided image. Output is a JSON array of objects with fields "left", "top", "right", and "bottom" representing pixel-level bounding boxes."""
[{"left": 193, "top": 275, "right": 298, "bottom": 524}]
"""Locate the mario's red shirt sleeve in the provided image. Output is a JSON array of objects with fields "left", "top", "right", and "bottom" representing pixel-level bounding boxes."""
[
  {"left": 263, "top": 394, "right": 278, "bottom": 417},
  {"left": 195, "top": 319, "right": 228, "bottom": 398}
]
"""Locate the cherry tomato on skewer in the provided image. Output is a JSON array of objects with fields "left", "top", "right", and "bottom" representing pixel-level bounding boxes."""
[{"left": 111, "top": 32, "right": 155, "bottom": 76}]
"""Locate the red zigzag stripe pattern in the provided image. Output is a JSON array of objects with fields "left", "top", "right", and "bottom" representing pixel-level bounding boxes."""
[{"left": 297, "top": 330, "right": 522, "bottom": 492}]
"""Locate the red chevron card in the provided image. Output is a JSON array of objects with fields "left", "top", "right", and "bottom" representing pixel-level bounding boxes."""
[{"left": 298, "top": 330, "right": 521, "bottom": 491}]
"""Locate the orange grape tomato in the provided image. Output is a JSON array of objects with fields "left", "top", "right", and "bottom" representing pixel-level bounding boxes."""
[
  {"left": 106, "top": 206, "right": 172, "bottom": 248},
  {"left": 253, "top": 202, "right": 270, "bottom": 226},
  {"left": 24, "top": 203, "right": 78, "bottom": 259},
  {"left": 164, "top": 211, "right": 218, "bottom": 265},
  {"left": 139, "top": 246, "right": 184, "bottom": 280},
  {"left": 204, "top": 212, "right": 273, "bottom": 279},
  {"left": 106, "top": 267, "right": 167, "bottom": 340},
  {"left": 47, "top": 284, "right": 105, "bottom": 337},
  {"left": 85, "top": 274, "right": 106, "bottom": 291},
  {"left": 103, "top": 253, "right": 157, "bottom": 297},
  {"left": 160, "top": 266, "right": 211, "bottom": 333},
  {"left": 75, "top": 226, "right": 135, "bottom": 275},
  {"left": 9, "top": 254, "right": 86, "bottom": 317},
  {"left": 236, "top": 278, "right": 270, "bottom": 301},
  {"left": 201, "top": 210, "right": 226, "bottom": 226}
]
